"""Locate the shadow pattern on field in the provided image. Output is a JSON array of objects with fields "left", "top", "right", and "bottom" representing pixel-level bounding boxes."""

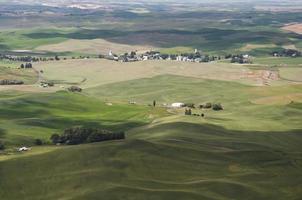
[
  {"left": 132, "top": 121, "right": 302, "bottom": 152},
  {"left": 1, "top": 121, "right": 302, "bottom": 200},
  {"left": 24, "top": 28, "right": 302, "bottom": 51},
  {"left": 0, "top": 128, "right": 6, "bottom": 139},
  {"left": 17, "top": 118, "right": 146, "bottom": 132}
]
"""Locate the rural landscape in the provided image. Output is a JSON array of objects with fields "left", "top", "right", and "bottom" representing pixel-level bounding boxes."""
[{"left": 0, "top": 0, "right": 302, "bottom": 199}]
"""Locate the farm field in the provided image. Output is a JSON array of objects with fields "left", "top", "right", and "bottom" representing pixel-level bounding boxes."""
[
  {"left": 0, "top": 66, "right": 37, "bottom": 84},
  {"left": 36, "top": 39, "right": 155, "bottom": 55},
  {"left": 33, "top": 59, "right": 294, "bottom": 88},
  {"left": 0, "top": 1, "right": 302, "bottom": 200},
  {"left": 282, "top": 23, "right": 302, "bottom": 35}
]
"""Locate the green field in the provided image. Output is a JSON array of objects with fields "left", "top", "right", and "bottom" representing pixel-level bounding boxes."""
[
  {"left": 0, "top": 91, "right": 167, "bottom": 147},
  {"left": 0, "top": 73, "right": 302, "bottom": 199},
  {"left": 0, "top": 2, "right": 302, "bottom": 199},
  {"left": 0, "top": 91, "right": 301, "bottom": 200}
]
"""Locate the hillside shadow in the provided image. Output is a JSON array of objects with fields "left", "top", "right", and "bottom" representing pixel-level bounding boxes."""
[
  {"left": 17, "top": 117, "right": 147, "bottom": 133},
  {"left": 134, "top": 121, "right": 302, "bottom": 152},
  {"left": 23, "top": 28, "right": 302, "bottom": 50},
  {"left": 0, "top": 128, "right": 6, "bottom": 139}
]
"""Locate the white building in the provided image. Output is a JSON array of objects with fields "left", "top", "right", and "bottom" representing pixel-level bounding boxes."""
[
  {"left": 171, "top": 103, "right": 185, "bottom": 108},
  {"left": 18, "top": 147, "right": 31, "bottom": 152}
]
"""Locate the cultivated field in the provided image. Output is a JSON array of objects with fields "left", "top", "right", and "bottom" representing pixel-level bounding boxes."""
[
  {"left": 36, "top": 39, "right": 155, "bottom": 55},
  {"left": 0, "top": 66, "right": 37, "bottom": 84},
  {"left": 282, "top": 23, "right": 302, "bottom": 35},
  {"left": 33, "top": 59, "right": 287, "bottom": 88}
]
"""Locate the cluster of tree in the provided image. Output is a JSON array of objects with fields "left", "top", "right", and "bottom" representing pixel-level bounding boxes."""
[
  {"left": 199, "top": 103, "right": 223, "bottom": 111},
  {"left": 20, "top": 63, "right": 32, "bottom": 69},
  {"left": 68, "top": 86, "right": 82, "bottom": 92},
  {"left": 0, "top": 54, "right": 82, "bottom": 63},
  {"left": 0, "top": 141, "right": 4, "bottom": 150},
  {"left": 229, "top": 54, "right": 252, "bottom": 64},
  {"left": 212, "top": 103, "right": 223, "bottom": 111},
  {"left": 272, "top": 49, "right": 301, "bottom": 57},
  {"left": 50, "top": 127, "right": 125, "bottom": 145},
  {"left": 0, "top": 79, "right": 24, "bottom": 85},
  {"left": 34, "top": 139, "right": 43, "bottom": 145},
  {"left": 0, "top": 54, "right": 40, "bottom": 62},
  {"left": 185, "top": 108, "right": 192, "bottom": 115},
  {"left": 184, "top": 103, "right": 195, "bottom": 108}
]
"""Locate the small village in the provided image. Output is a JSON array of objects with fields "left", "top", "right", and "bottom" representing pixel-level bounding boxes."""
[
  {"left": 0, "top": 48, "right": 254, "bottom": 65},
  {"left": 105, "top": 49, "right": 239, "bottom": 63}
]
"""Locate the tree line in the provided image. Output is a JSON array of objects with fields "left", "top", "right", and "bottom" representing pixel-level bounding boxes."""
[{"left": 50, "top": 127, "right": 125, "bottom": 145}]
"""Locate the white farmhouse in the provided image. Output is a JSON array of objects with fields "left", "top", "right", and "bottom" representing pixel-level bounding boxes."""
[
  {"left": 18, "top": 147, "right": 31, "bottom": 152},
  {"left": 171, "top": 102, "right": 185, "bottom": 108}
]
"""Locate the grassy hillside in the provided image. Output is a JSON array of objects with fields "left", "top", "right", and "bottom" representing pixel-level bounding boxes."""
[
  {"left": 0, "top": 76, "right": 301, "bottom": 200},
  {"left": 87, "top": 75, "right": 302, "bottom": 131},
  {"left": 0, "top": 65, "right": 37, "bottom": 84},
  {"left": 1, "top": 26, "right": 300, "bottom": 56},
  {"left": 0, "top": 118, "right": 301, "bottom": 200},
  {"left": 0, "top": 91, "right": 167, "bottom": 147}
]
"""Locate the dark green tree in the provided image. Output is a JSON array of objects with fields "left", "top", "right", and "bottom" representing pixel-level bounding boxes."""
[{"left": 0, "top": 141, "right": 5, "bottom": 150}]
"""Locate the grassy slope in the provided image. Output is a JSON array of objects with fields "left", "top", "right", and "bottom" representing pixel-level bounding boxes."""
[
  {"left": 0, "top": 65, "right": 37, "bottom": 84},
  {"left": 0, "top": 77, "right": 301, "bottom": 200},
  {"left": 87, "top": 75, "right": 302, "bottom": 131},
  {"left": 0, "top": 91, "right": 167, "bottom": 147},
  {"left": 253, "top": 57, "right": 302, "bottom": 66},
  {"left": 0, "top": 117, "right": 301, "bottom": 200},
  {"left": 0, "top": 25, "right": 299, "bottom": 56}
]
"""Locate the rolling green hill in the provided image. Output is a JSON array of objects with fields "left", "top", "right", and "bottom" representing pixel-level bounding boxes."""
[
  {"left": 0, "top": 119, "right": 301, "bottom": 200},
  {"left": 0, "top": 91, "right": 167, "bottom": 147},
  {"left": 87, "top": 75, "right": 302, "bottom": 131},
  {"left": 0, "top": 75, "right": 301, "bottom": 199}
]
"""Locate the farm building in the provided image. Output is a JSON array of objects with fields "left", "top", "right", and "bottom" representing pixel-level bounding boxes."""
[{"left": 171, "top": 102, "right": 185, "bottom": 108}]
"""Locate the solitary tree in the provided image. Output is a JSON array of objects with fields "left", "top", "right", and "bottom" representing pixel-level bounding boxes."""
[
  {"left": 153, "top": 100, "right": 156, "bottom": 107},
  {"left": 34, "top": 139, "right": 43, "bottom": 145},
  {"left": 55, "top": 55, "right": 60, "bottom": 61},
  {"left": 0, "top": 141, "right": 5, "bottom": 150}
]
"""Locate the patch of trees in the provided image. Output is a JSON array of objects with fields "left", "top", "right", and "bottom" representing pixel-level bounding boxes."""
[
  {"left": 34, "top": 139, "right": 43, "bottom": 145},
  {"left": 0, "top": 54, "right": 40, "bottom": 62},
  {"left": 212, "top": 103, "right": 223, "bottom": 111},
  {"left": 272, "top": 49, "right": 301, "bottom": 57},
  {"left": 184, "top": 103, "right": 195, "bottom": 108},
  {"left": 50, "top": 127, "right": 125, "bottom": 145},
  {"left": 0, "top": 79, "right": 24, "bottom": 85},
  {"left": 20, "top": 63, "right": 32, "bottom": 69},
  {"left": 185, "top": 108, "right": 192, "bottom": 115},
  {"left": 0, "top": 141, "right": 5, "bottom": 150},
  {"left": 230, "top": 54, "right": 252, "bottom": 64},
  {"left": 68, "top": 86, "right": 82, "bottom": 92},
  {"left": 199, "top": 103, "right": 223, "bottom": 111},
  {"left": 200, "top": 103, "right": 212, "bottom": 109}
]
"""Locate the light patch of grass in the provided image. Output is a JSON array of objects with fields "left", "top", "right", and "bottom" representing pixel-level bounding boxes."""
[
  {"left": 239, "top": 43, "right": 277, "bottom": 51},
  {"left": 0, "top": 66, "right": 37, "bottom": 84},
  {"left": 254, "top": 57, "right": 302, "bottom": 66},
  {"left": 159, "top": 47, "right": 195, "bottom": 54},
  {"left": 35, "top": 39, "right": 154, "bottom": 55},
  {"left": 279, "top": 67, "right": 302, "bottom": 82}
]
